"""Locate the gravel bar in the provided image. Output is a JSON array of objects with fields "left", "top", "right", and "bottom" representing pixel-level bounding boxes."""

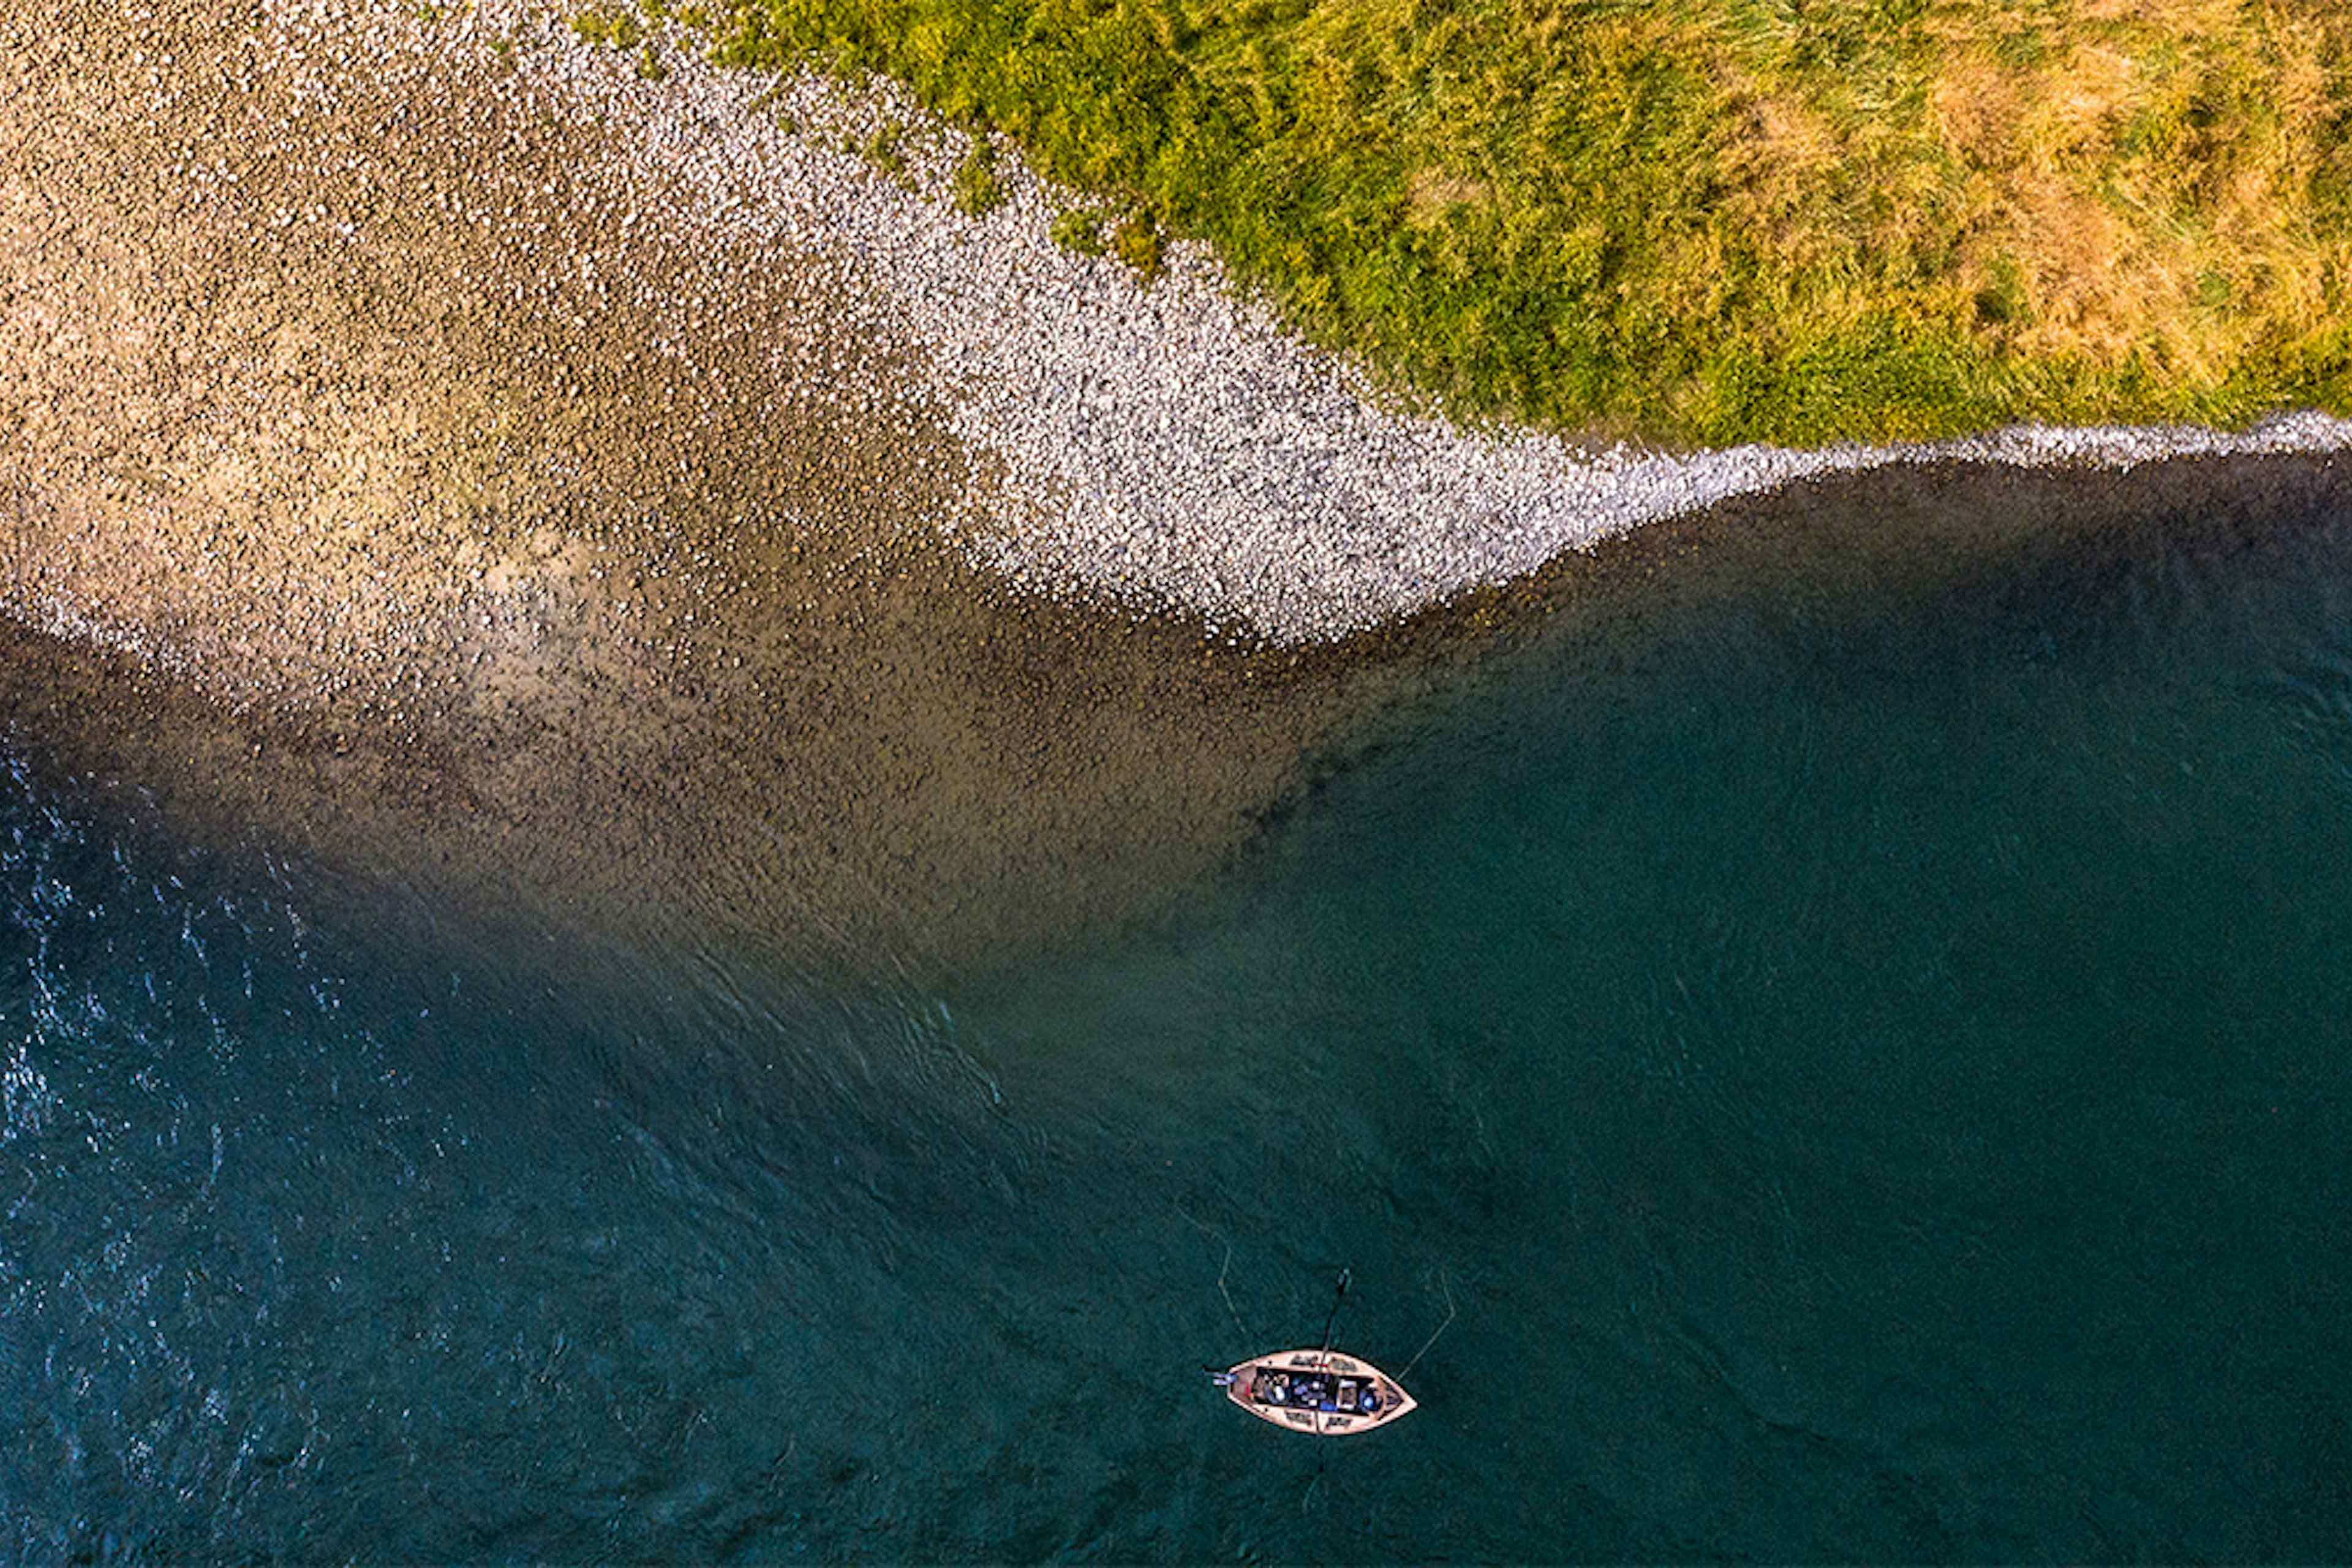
[
  {"left": 26, "top": 0, "right": 2352, "bottom": 654},
  {"left": 369, "top": 0, "right": 2352, "bottom": 646}
]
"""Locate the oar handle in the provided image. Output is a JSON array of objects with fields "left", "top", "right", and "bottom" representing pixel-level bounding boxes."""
[{"left": 1318, "top": 1267, "right": 1353, "bottom": 1354}]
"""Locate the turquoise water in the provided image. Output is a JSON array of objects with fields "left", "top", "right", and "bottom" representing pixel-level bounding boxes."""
[{"left": 7, "top": 465, "right": 2352, "bottom": 1559}]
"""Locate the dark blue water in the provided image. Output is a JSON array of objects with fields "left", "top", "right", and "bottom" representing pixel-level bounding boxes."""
[{"left": 7, "top": 470, "right": 2352, "bottom": 1560}]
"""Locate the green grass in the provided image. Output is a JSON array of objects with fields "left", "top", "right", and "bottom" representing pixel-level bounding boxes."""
[{"left": 652, "top": 0, "right": 2352, "bottom": 446}]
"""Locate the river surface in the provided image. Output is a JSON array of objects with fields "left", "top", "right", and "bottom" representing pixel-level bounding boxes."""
[{"left": 6, "top": 466, "right": 2352, "bottom": 1560}]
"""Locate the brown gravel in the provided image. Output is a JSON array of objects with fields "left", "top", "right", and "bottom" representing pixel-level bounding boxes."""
[{"left": 0, "top": 0, "right": 1412, "bottom": 979}]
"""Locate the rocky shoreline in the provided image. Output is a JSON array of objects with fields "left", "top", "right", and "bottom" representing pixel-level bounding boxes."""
[
  {"left": 3, "top": 0, "right": 2346, "bottom": 973},
  {"left": 399, "top": 0, "right": 2352, "bottom": 644}
]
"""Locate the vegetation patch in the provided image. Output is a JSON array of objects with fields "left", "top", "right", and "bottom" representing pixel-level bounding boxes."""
[
  {"left": 1110, "top": 210, "right": 1163, "bottom": 279},
  {"left": 953, "top": 136, "right": 1005, "bottom": 214},
  {"left": 1049, "top": 205, "right": 1106, "bottom": 257},
  {"left": 862, "top": 117, "right": 908, "bottom": 177},
  {"left": 676, "top": 0, "right": 2352, "bottom": 447},
  {"left": 567, "top": 5, "right": 643, "bottom": 50}
]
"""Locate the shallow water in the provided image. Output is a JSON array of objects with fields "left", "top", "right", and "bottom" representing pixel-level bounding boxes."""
[{"left": 7, "top": 466, "right": 2352, "bottom": 1560}]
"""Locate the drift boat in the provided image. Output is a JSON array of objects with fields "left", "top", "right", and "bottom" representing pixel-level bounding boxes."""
[
  {"left": 1205, "top": 1268, "right": 1446, "bottom": 1438},
  {"left": 1213, "top": 1348, "right": 1416, "bottom": 1437}
]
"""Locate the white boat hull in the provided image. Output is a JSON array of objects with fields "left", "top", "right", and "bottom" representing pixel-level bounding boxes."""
[{"left": 1222, "top": 1348, "right": 1416, "bottom": 1436}]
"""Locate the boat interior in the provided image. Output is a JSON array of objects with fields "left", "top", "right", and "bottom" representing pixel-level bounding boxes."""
[{"left": 1248, "top": 1365, "right": 1386, "bottom": 1416}]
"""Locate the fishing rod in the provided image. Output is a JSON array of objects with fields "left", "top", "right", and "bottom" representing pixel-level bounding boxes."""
[{"left": 1397, "top": 1270, "right": 1455, "bottom": 1380}]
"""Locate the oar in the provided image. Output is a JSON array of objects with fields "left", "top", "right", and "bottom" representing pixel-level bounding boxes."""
[
  {"left": 1303, "top": 1270, "right": 1349, "bottom": 1518},
  {"left": 1317, "top": 1267, "right": 1352, "bottom": 1359},
  {"left": 1303, "top": 1271, "right": 1349, "bottom": 1519}
]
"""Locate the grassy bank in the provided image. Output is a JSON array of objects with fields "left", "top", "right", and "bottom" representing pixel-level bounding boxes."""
[{"left": 665, "top": 0, "right": 2352, "bottom": 447}]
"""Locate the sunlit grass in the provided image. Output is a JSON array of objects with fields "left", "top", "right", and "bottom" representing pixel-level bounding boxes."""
[{"left": 645, "top": 0, "right": 2352, "bottom": 445}]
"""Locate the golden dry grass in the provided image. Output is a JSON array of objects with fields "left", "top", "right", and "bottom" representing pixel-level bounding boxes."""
[{"left": 700, "top": 0, "right": 2352, "bottom": 442}]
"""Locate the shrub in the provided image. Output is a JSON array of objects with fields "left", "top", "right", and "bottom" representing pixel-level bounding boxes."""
[
  {"left": 1049, "top": 207, "right": 1104, "bottom": 256},
  {"left": 1111, "top": 211, "right": 1162, "bottom": 279},
  {"left": 567, "top": 6, "right": 640, "bottom": 50},
  {"left": 954, "top": 137, "right": 1005, "bottom": 216},
  {"left": 862, "top": 119, "right": 907, "bottom": 178}
]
